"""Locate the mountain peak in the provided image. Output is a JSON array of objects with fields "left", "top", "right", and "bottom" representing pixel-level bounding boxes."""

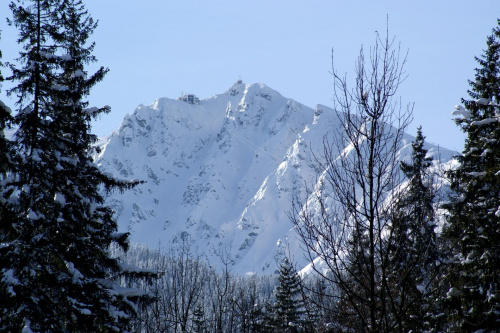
[{"left": 95, "top": 83, "right": 456, "bottom": 275}]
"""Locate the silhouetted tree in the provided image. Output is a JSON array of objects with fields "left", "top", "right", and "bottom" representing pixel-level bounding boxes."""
[
  {"left": 386, "top": 126, "right": 444, "bottom": 332},
  {"left": 443, "top": 18, "right": 500, "bottom": 332},
  {"left": 0, "top": 30, "right": 15, "bottom": 235},
  {"left": 291, "top": 28, "right": 413, "bottom": 332},
  {"left": 0, "top": 1, "right": 151, "bottom": 331},
  {"left": 266, "top": 259, "right": 311, "bottom": 332}
]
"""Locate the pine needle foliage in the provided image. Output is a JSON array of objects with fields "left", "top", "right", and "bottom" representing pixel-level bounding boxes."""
[
  {"left": 1, "top": 31, "right": 15, "bottom": 232},
  {"left": 0, "top": 1, "right": 149, "bottom": 332},
  {"left": 266, "top": 258, "right": 312, "bottom": 333},
  {"left": 387, "top": 127, "right": 444, "bottom": 332},
  {"left": 443, "top": 19, "right": 500, "bottom": 332}
]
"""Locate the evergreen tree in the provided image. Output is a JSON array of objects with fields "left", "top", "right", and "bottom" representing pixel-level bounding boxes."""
[
  {"left": 0, "top": 1, "right": 149, "bottom": 331},
  {"left": 1, "top": 30, "right": 12, "bottom": 176},
  {"left": 266, "top": 258, "right": 311, "bottom": 333},
  {"left": 443, "top": 19, "right": 500, "bottom": 332},
  {"left": 387, "top": 126, "right": 443, "bottom": 332},
  {"left": 1, "top": 30, "right": 15, "bottom": 229},
  {"left": 192, "top": 303, "right": 207, "bottom": 333},
  {"left": 397, "top": 127, "right": 436, "bottom": 262}
]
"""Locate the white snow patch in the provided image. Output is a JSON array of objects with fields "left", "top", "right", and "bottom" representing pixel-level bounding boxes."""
[
  {"left": 476, "top": 98, "right": 490, "bottom": 105},
  {"left": 54, "top": 192, "right": 66, "bottom": 205},
  {"left": 73, "top": 69, "right": 85, "bottom": 78},
  {"left": 98, "top": 278, "right": 145, "bottom": 297},
  {"left": 80, "top": 308, "right": 92, "bottom": 315},
  {"left": 66, "top": 262, "right": 83, "bottom": 282},
  {"left": 22, "top": 320, "right": 33, "bottom": 333},
  {"left": 2, "top": 269, "right": 19, "bottom": 296},
  {"left": 27, "top": 209, "right": 44, "bottom": 220},
  {"left": 471, "top": 117, "right": 498, "bottom": 126},
  {"left": 452, "top": 105, "right": 471, "bottom": 119}
]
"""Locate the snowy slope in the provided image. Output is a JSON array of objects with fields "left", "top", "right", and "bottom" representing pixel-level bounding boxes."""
[{"left": 95, "top": 82, "right": 457, "bottom": 275}]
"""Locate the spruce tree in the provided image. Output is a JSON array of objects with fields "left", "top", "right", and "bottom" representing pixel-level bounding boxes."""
[
  {"left": 0, "top": 30, "right": 12, "bottom": 172},
  {"left": 387, "top": 126, "right": 442, "bottom": 332},
  {"left": 0, "top": 1, "right": 148, "bottom": 331},
  {"left": 1, "top": 30, "right": 12, "bottom": 175},
  {"left": 192, "top": 304, "right": 207, "bottom": 333},
  {"left": 443, "top": 19, "right": 500, "bottom": 332},
  {"left": 267, "top": 258, "right": 311, "bottom": 333},
  {"left": 398, "top": 127, "right": 436, "bottom": 263},
  {"left": 1, "top": 30, "right": 14, "bottom": 226}
]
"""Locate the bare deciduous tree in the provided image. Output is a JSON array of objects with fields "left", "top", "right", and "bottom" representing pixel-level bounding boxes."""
[{"left": 291, "top": 28, "right": 414, "bottom": 332}]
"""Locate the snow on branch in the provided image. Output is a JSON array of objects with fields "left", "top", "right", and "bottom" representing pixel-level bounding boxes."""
[
  {"left": 471, "top": 118, "right": 499, "bottom": 126},
  {"left": 475, "top": 98, "right": 491, "bottom": 105},
  {"left": 84, "top": 105, "right": 111, "bottom": 116},
  {"left": 452, "top": 105, "right": 471, "bottom": 119},
  {"left": 97, "top": 278, "right": 145, "bottom": 298}
]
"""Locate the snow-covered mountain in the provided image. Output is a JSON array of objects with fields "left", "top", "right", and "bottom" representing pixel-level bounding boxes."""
[{"left": 95, "top": 82, "right": 457, "bottom": 275}]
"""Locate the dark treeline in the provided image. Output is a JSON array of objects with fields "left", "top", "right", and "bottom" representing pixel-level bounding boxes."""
[{"left": 112, "top": 242, "right": 315, "bottom": 333}]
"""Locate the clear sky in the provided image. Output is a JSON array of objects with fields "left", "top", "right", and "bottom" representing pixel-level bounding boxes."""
[{"left": 1, "top": 1, "right": 499, "bottom": 152}]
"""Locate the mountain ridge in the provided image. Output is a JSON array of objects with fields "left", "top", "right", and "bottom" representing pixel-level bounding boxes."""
[{"left": 95, "top": 82, "right": 456, "bottom": 275}]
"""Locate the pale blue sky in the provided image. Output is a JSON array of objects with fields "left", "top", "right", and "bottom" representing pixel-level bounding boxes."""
[{"left": 1, "top": 1, "right": 499, "bottom": 152}]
